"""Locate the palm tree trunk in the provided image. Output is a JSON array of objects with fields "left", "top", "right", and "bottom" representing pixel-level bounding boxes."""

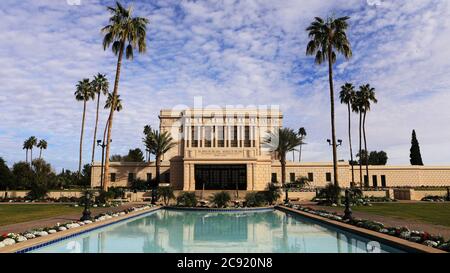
[
  {"left": 292, "top": 151, "right": 294, "bottom": 162},
  {"left": 298, "top": 144, "right": 302, "bottom": 162},
  {"left": 327, "top": 47, "right": 339, "bottom": 186},
  {"left": 79, "top": 100, "right": 87, "bottom": 178},
  {"left": 25, "top": 149, "right": 28, "bottom": 163},
  {"left": 39, "top": 148, "right": 42, "bottom": 159},
  {"left": 348, "top": 104, "right": 355, "bottom": 186},
  {"left": 363, "top": 111, "right": 369, "bottom": 187},
  {"left": 30, "top": 148, "right": 33, "bottom": 163},
  {"left": 152, "top": 155, "right": 160, "bottom": 204},
  {"left": 359, "top": 112, "right": 363, "bottom": 189},
  {"left": 91, "top": 92, "right": 101, "bottom": 164},
  {"left": 103, "top": 41, "right": 125, "bottom": 191},
  {"left": 281, "top": 156, "right": 288, "bottom": 203}
]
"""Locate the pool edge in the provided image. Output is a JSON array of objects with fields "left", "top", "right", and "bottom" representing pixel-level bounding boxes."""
[
  {"left": 0, "top": 206, "right": 162, "bottom": 253},
  {"left": 276, "top": 205, "right": 446, "bottom": 254}
]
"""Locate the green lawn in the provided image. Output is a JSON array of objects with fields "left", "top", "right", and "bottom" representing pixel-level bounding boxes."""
[
  {"left": 0, "top": 204, "right": 84, "bottom": 226},
  {"left": 353, "top": 203, "right": 450, "bottom": 227}
]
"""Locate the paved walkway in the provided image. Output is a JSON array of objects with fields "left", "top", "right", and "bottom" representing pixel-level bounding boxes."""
[
  {"left": 0, "top": 203, "right": 147, "bottom": 234},
  {"left": 303, "top": 203, "right": 450, "bottom": 240}
]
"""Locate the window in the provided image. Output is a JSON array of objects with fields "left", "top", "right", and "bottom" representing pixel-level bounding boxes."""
[
  {"left": 192, "top": 126, "right": 198, "bottom": 147},
  {"left": 205, "top": 126, "right": 212, "bottom": 147},
  {"left": 271, "top": 173, "right": 277, "bottom": 183},
  {"left": 289, "top": 173, "right": 295, "bottom": 182},
  {"left": 372, "top": 175, "right": 378, "bottom": 187},
  {"left": 146, "top": 173, "right": 152, "bottom": 182},
  {"left": 381, "top": 175, "right": 387, "bottom": 187},
  {"left": 244, "top": 126, "right": 251, "bottom": 147},
  {"left": 364, "top": 175, "right": 369, "bottom": 187},
  {"left": 217, "top": 126, "right": 224, "bottom": 147},
  {"left": 231, "top": 126, "right": 238, "bottom": 147},
  {"left": 308, "top": 173, "right": 314, "bottom": 182},
  {"left": 326, "top": 172, "right": 331, "bottom": 182},
  {"left": 128, "top": 173, "right": 136, "bottom": 183},
  {"left": 110, "top": 173, "right": 116, "bottom": 182}
]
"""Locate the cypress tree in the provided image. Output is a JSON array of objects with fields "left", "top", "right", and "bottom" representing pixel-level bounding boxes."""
[{"left": 410, "top": 130, "right": 424, "bottom": 165}]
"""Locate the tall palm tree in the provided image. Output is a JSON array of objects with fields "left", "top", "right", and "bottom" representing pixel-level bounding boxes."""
[
  {"left": 101, "top": 1, "right": 149, "bottom": 190},
  {"left": 339, "top": 83, "right": 356, "bottom": 186},
  {"left": 143, "top": 125, "right": 152, "bottom": 162},
  {"left": 37, "top": 139, "right": 48, "bottom": 159},
  {"left": 75, "top": 78, "right": 95, "bottom": 178},
  {"left": 306, "top": 16, "right": 352, "bottom": 187},
  {"left": 298, "top": 127, "right": 307, "bottom": 162},
  {"left": 27, "top": 136, "right": 37, "bottom": 162},
  {"left": 23, "top": 139, "right": 30, "bottom": 163},
  {"left": 90, "top": 73, "right": 109, "bottom": 164},
  {"left": 143, "top": 129, "right": 176, "bottom": 204},
  {"left": 358, "top": 84, "right": 378, "bottom": 187},
  {"left": 264, "top": 128, "right": 303, "bottom": 203}
]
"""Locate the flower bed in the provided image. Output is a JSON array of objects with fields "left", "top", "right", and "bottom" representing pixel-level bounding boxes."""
[
  {"left": 0, "top": 204, "right": 156, "bottom": 250},
  {"left": 284, "top": 204, "right": 450, "bottom": 252}
]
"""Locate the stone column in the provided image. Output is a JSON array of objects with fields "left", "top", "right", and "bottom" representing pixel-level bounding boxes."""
[{"left": 214, "top": 125, "right": 218, "bottom": 147}]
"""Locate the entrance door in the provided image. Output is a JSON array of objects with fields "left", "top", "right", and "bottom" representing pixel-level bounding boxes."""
[{"left": 194, "top": 164, "right": 247, "bottom": 190}]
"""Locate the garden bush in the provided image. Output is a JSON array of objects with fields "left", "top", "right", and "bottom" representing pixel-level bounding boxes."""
[
  {"left": 264, "top": 183, "right": 281, "bottom": 205},
  {"left": 245, "top": 192, "right": 266, "bottom": 207},
  {"left": 158, "top": 186, "right": 175, "bottom": 206},
  {"left": 210, "top": 191, "right": 231, "bottom": 208},
  {"left": 176, "top": 192, "right": 197, "bottom": 207}
]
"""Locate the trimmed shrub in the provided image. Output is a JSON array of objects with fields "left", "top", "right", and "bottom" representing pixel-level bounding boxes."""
[
  {"left": 264, "top": 183, "right": 281, "bottom": 205},
  {"left": 158, "top": 186, "right": 175, "bottom": 206},
  {"left": 210, "top": 191, "right": 231, "bottom": 208},
  {"left": 176, "top": 192, "right": 197, "bottom": 207},
  {"left": 245, "top": 192, "right": 266, "bottom": 207}
]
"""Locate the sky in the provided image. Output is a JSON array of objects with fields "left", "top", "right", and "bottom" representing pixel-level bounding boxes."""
[{"left": 0, "top": 0, "right": 450, "bottom": 171}]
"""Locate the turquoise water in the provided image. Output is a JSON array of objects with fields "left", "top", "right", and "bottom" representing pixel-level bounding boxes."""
[{"left": 31, "top": 209, "right": 403, "bottom": 253}]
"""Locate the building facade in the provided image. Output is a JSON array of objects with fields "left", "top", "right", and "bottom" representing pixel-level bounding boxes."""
[{"left": 91, "top": 109, "right": 450, "bottom": 190}]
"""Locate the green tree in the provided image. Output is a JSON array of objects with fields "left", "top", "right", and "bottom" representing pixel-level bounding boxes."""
[
  {"left": 143, "top": 129, "right": 176, "bottom": 204},
  {"left": 12, "top": 162, "right": 34, "bottom": 189},
  {"left": 37, "top": 139, "right": 48, "bottom": 159},
  {"left": 264, "top": 128, "right": 303, "bottom": 203},
  {"left": 75, "top": 78, "right": 95, "bottom": 178},
  {"left": 306, "top": 16, "right": 352, "bottom": 187},
  {"left": 297, "top": 127, "right": 307, "bottom": 162},
  {"left": 25, "top": 136, "right": 38, "bottom": 163},
  {"left": 102, "top": 1, "right": 149, "bottom": 191},
  {"left": 143, "top": 125, "right": 152, "bottom": 161},
  {"left": 210, "top": 191, "right": 231, "bottom": 208},
  {"left": 368, "top": 150, "right": 388, "bottom": 165},
  {"left": 354, "top": 84, "right": 377, "bottom": 187},
  {"left": 410, "top": 130, "right": 424, "bottom": 165},
  {"left": 23, "top": 139, "right": 30, "bottom": 163},
  {"left": 158, "top": 186, "right": 175, "bottom": 206},
  {"left": 0, "top": 157, "right": 13, "bottom": 190},
  {"left": 90, "top": 73, "right": 109, "bottom": 164},
  {"left": 340, "top": 82, "right": 356, "bottom": 185},
  {"left": 124, "top": 148, "right": 145, "bottom": 162}
]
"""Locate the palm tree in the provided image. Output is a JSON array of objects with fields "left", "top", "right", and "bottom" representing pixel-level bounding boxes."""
[
  {"left": 23, "top": 139, "right": 30, "bottom": 163},
  {"left": 37, "top": 139, "right": 48, "bottom": 159},
  {"left": 90, "top": 73, "right": 109, "bottom": 164},
  {"left": 306, "top": 16, "right": 352, "bottom": 186},
  {"left": 264, "top": 128, "right": 303, "bottom": 203},
  {"left": 143, "top": 125, "right": 152, "bottom": 162},
  {"left": 27, "top": 136, "right": 37, "bottom": 162},
  {"left": 358, "top": 84, "right": 378, "bottom": 187},
  {"left": 339, "top": 83, "right": 356, "bottom": 186},
  {"left": 143, "top": 129, "right": 176, "bottom": 204},
  {"left": 298, "top": 127, "right": 307, "bottom": 162},
  {"left": 75, "top": 78, "right": 95, "bottom": 178},
  {"left": 101, "top": 1, "right": 149, "bottom": 190},
  {"left": 100, "top": 93, "right": 123, "bottom": 185}
]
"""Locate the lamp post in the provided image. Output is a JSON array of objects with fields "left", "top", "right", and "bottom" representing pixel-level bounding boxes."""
[
  {"left": 327, "top": 139, "right": 342, "bottom": 147},
  {"left": 80, "top": 190, "right": 92, "bottom": 221},
  {"left": 97, "top": 139, "right": 111, "bottom": 189}
]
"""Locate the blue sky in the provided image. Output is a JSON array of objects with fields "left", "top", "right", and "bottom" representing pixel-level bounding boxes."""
[{"left": 1, "top": 0, "right": 450, "bottom": 171}]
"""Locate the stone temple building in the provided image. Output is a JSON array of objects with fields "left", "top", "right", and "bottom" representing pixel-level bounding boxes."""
[{"left": 91, "top": 108, "right": 450, "bottom": 191}]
